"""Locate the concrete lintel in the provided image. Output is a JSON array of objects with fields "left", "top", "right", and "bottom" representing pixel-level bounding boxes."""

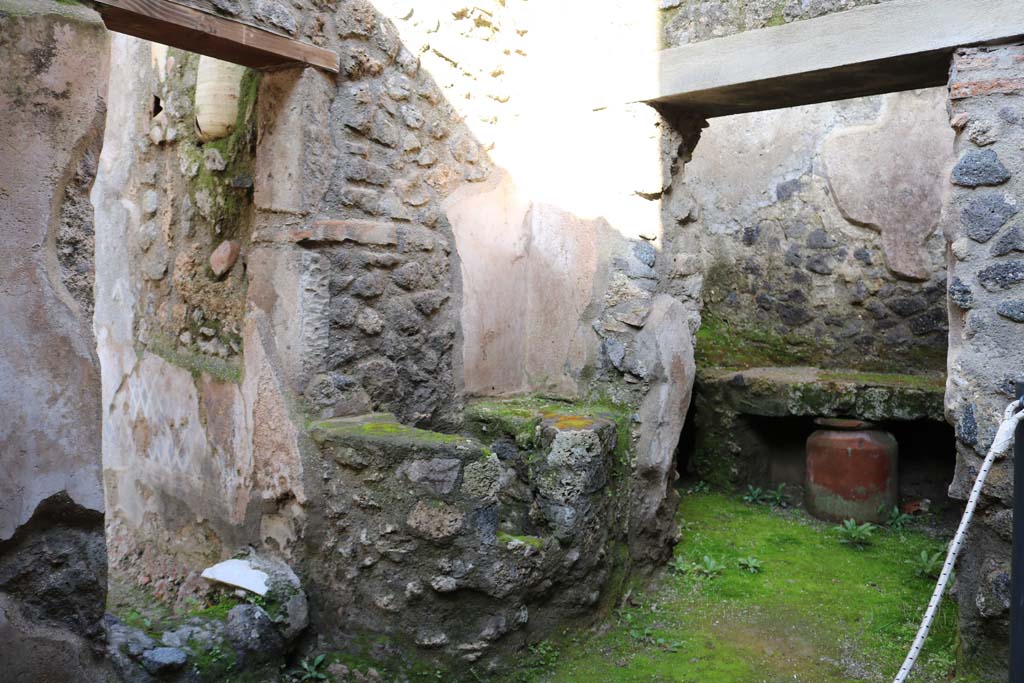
[
  {"left": 648, "top": 0, "right": 1024, "bottom": 117},
  {"left": 91, "top": 0, "right": 339, "bottom": 73}
]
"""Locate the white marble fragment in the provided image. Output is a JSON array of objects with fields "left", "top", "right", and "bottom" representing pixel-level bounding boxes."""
[{"left": 200, "top": 559, "right": 270, "bottom": 596}]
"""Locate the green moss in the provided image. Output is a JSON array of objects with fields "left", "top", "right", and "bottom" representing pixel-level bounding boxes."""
[
  {"left": 765, "top": 1, "right": 786, "bottom": 26},
  {"left": 516, "top": 493, "right": 971, "bottom": 683},
  {"left": 310, "top": 417, "right": 469, "bottom": 445},
  {"left": 696, "top": 311, "right": 949, "bottom": 377},
  {"left": 187, "top": 595, "right": 240, "bottom": 622},
  {"left": 496, "top": 532, "right": 545, "bottom": 549},
  {"left": 107, "top": 578, "right": 176, "bottom": 637},
  {"left": 319, "top": 636, "right": 460, "bottom": 683},
  {"left": 696, "top": 312, "right": 818, "bottom": 369},
  {"left": 145, "top": 335, "right": 243, "bottom": 384},
  {"left": 179, "top": 57, "right": 260, "bottom": 240},
  {"left": 580, "top": 397, "right": 633, "bottom": 463},
  {"left": 465, "top": 396, "right": 633, "bottom": 461},
  {"left": 189, "top": 637, "right": 238, "bottom": 681},
  {"left": 464, "top": 399, "right": 546, "bottom": 448}
]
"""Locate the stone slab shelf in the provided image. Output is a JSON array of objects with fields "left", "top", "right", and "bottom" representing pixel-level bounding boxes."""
[{"left": 697, "top": 366, "right": 945, "bottom": 423}]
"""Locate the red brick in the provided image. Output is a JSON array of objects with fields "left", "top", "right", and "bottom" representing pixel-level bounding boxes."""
[{"left": 950, "top": 78, "right": 1024, "bottom": 100}]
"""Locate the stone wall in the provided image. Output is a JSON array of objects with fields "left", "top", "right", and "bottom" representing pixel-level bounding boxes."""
[
  {"left": 95, "top": 0, "right": 697, "bottom": 611},
  {"left": 303, "top": 402, "right": 631, "bottom": 676},
  {"left": 380, "top": 1, "right": 697, "bottom": 564},
  {"left": 658, "top": 0, "right": 953, "bottom": 373},
  {"left": 170, "top": 0, "right": 321, "bottom": 44},
  {"left": 667, "top": 90, "right": 953, "bottom": 373},
  {"left": 945, "top": 43, "right": 1024, "bottom": 680},
  {"left": 0, "top": 0, "right": 111, "bottom": 679},
  {"left": 690, "top": 91, "right": 951, "bottom": 372}
]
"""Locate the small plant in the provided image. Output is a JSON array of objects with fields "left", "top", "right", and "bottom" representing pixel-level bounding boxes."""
[
  {"left": 688, "top": 480, "right": 711, "bottom": 495},
  {"left": 912, "top": 550, "right": 944, "bottom": 579},
  {"left": 738, "top": 556, "right": 763, "bottom": 574},
  {"left": 742, "top": 485, "right": 767, "bottom": 505},
  {"left": 627, "top": 625, "right": 683, "bottom": 652},
  {"left": 925, "top": 650, "right": 956, "bottom": 675},
  {"left": 627, "top": 624, "right": 652, "bottom": 644},
  {"left": 668, "top": 555, "right": 690, "bottom": 575},
  {"left": 245, "top": 593, "right": 268, "bottom": 608},
  {"left": 835, "top": 519, "right": 876, "bottom": 548},
  {"left": 524, "top": 640, "right": 559, "bottom": 675},
  {"left": 766, "top": 484, "right": 788, "bottom": 507},
  {"left": 881, "top": 505, "right": 914, "bottom": 532},
  {"left": 693, "top": 555, "right": 726, "bottom": 578},
  {"left": 291, "top": 654, "right": 327, "bottom": 682}
]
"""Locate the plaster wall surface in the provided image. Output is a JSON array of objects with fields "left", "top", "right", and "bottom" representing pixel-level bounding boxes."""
[
  {"left": 0, "top": 0, "right": 107, "bottom": 540},
  {"left": 0, "top": 1, "right": 112, "bottom": 679},
  {"left": 386, "top": 0, "right": 671, "bottom": 399}
]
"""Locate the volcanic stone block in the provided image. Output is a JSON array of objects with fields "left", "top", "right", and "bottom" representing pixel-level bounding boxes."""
[
  {"left": 962, "top": 193, "right": 1019, "bottom": 243},
  {"left": 952, "top": 149, "right": 1011, "bottom": 187},
  {"left": 996, "top": 300, "right": 1024, "bottom": 322},
  {"left": 978, "top": 260, "right": 1024, "bottom": 291}
]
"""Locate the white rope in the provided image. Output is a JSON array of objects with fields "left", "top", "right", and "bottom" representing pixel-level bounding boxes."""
[{"left": 893, "top": 399, "right": 1024, "bottom": 683}]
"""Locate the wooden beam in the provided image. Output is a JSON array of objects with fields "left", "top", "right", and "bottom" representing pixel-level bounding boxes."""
[
  {"left": 644, "top": 0, "right": 1024, "bottom": 117},
  {"left": 91, "top": 0, "right": 339, "bottom": 73}
]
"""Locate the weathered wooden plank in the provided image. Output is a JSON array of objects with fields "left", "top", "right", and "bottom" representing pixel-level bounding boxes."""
[
  {"left": 91, "top": 0, "right": 338, "bottom": 73},
  {"left": 645, "top": 0, "right": 1024, "bottom": 116}
]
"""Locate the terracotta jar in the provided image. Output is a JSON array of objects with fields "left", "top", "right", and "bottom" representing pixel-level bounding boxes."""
[
  {"left": 805, "top": 418, "right": 898, "bottom": 524},
  {"left": 195, "top": 56, "right": 246, "bottom": 142}
]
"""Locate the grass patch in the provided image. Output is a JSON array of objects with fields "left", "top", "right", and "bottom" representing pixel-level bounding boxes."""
[{"left": 518, "top": 493, "right": 975, "bottom": 683}]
